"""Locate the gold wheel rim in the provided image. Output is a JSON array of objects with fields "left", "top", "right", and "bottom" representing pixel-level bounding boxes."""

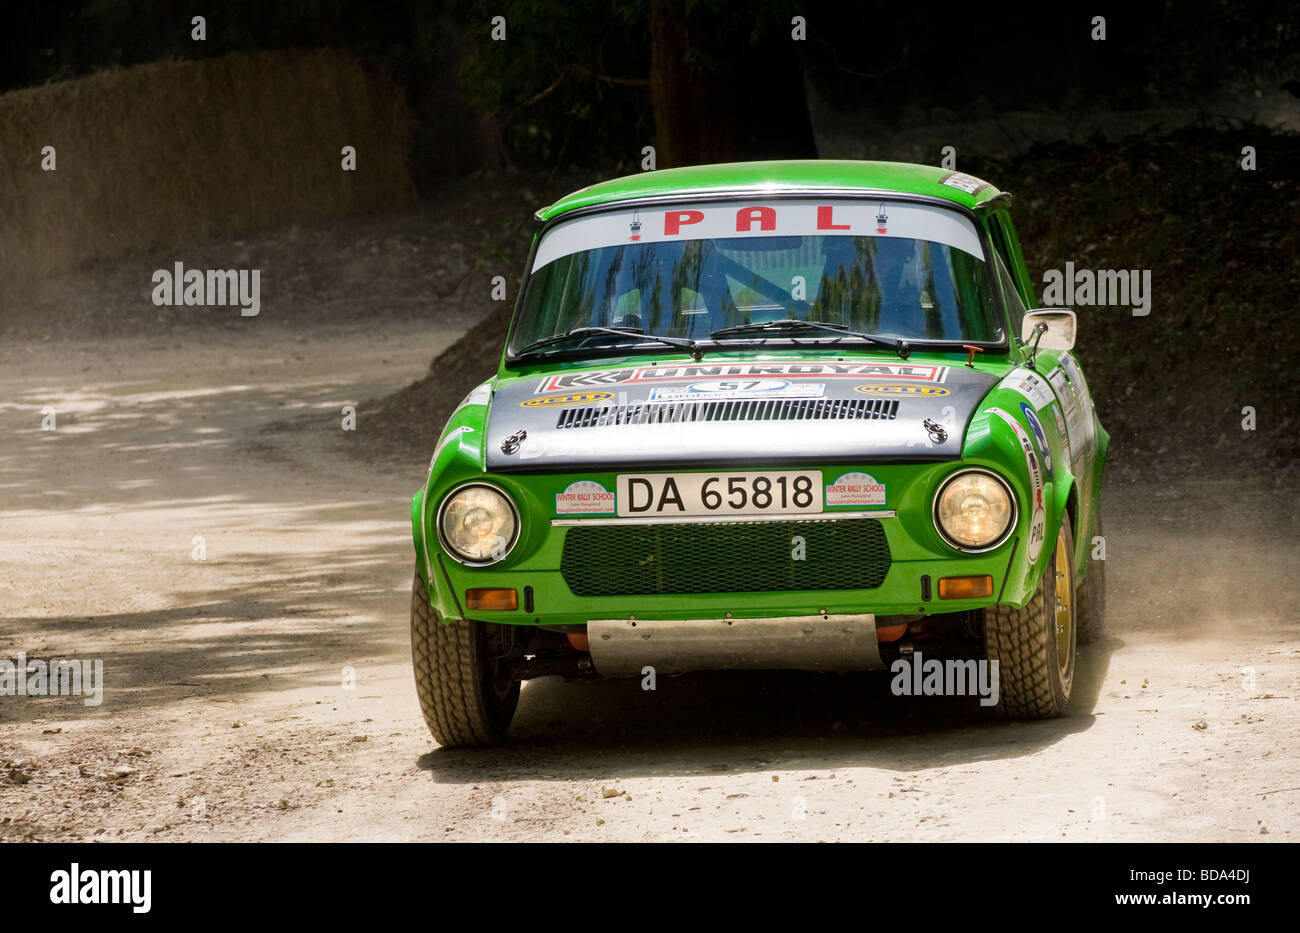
[{"left": 1053, "top": 527, "right": 1073, "bottom": 673}]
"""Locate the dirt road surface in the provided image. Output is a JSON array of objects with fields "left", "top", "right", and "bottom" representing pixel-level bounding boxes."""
[{"left": 2, "top": 320, "right": 1297, "bottom": 842}]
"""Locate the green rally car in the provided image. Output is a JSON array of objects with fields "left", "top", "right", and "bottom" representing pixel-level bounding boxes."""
[{"left": 410, "top": 160, "right": 1108, "bottom": 747}]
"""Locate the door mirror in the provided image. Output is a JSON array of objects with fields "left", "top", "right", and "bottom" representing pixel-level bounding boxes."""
[{"left": 1021, "top": 308, "right": 1076, "bottom": 351}]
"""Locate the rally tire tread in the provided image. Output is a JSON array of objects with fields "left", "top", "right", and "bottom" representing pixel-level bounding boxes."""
[
  {"left": 983, "top": 516, "right": 1075, "bottom": 720},
  {"left": 410, "top": 572, "right": 517, "bottom": 747}
]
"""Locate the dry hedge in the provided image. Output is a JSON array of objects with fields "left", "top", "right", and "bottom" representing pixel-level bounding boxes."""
[{"left": 0, "top": 49, "right": 414, "bottom": 305}]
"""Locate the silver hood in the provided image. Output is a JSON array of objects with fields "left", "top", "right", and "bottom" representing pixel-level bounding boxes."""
[{"left": 485, "top": 359, "right": 997, "bottom": 471}]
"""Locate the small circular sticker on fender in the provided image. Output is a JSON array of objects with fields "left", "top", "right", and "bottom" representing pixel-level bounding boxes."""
[
  {"left": 520, "top": 391, "right": 614, "bottom": 407},
  {"left": 854, "top": 383, "right": 950, "bottom": 396},
  {"left": 1028, "top": 508, "right": 1046, "bottom": 563}
]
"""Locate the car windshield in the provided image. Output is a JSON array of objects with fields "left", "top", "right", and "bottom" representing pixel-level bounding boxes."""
[{"left": 510, "top": 198, "right": 1002, "bottom": 356}]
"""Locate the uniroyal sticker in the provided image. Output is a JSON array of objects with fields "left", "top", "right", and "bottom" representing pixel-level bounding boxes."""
[
  {"left": 938, "top": 171, "right": 992, "bottom": 195},
  {"left": 825, "top": 472, "right": 887, "bottom": 507},
  {"left": 520, "top": 391, "right": 613, "bottom": 408},
  {"left": 555, "top": 480, "right": 616, "bottom": 515},
  {"left": 988, "top": 407, "right": 1046, "bottom": 563},
  {"left": 1004, "top": 368, "right": 1055, "bottom": 410},
  {"left": 647, "top": 380, "right": 824, "bottom": 402},
  {"left": 531, "top": 198, "right": 985, "bottom": 271},
  {"left": 1020, "top": 402, "right": 1053, "bottom": 476},
  {"left": 853, "top": 383, "right": 950, "bottom": 397},
  {"left": 537, "top": 362, "right": 948, "bottom": 393}
]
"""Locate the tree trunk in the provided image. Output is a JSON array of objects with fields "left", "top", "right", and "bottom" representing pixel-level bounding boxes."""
[{"left": 650, "top": 0, "right": 817, "bottom": 169}]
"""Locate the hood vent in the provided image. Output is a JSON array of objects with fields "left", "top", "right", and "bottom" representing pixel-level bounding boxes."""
[{"left": 556, "top": 397, "right": 899, "bottom": 429}]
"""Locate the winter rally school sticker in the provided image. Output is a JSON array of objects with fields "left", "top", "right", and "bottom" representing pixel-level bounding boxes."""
[
  {"left": 825, "top": 472, "right": 887, "bottom": 507},
  {"left": 555, "top": 480, "right": 616, "bottom": 514}
]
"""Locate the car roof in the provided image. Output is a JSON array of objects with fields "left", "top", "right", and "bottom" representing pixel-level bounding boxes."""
[{"left": 536, "top": 159, "right": 1005, "bottom": 222}]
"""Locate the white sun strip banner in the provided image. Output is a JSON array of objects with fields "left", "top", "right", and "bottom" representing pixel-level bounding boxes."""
[{"left": 531, "top": 198, "right": 985, "bottom": 271}]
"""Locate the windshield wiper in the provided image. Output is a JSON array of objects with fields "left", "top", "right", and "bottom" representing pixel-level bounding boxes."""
[
  {"left": 515, "top": 326, "right": 704, "bottom": 361},
  {"left": 710, "top": 319, "right": 911, "bottom": 359}
]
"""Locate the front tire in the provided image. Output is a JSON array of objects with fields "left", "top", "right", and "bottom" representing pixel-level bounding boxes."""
[
  {"left": 410, "top": 571, "right": 519, "bottom": 747},
  {"left": 983, "top": 514, "right": 1077, "bottom": 719}
]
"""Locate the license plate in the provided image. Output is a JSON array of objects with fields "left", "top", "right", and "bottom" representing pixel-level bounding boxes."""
[{"left": 616, "top": 471, "right": 823, "bottom": 517}]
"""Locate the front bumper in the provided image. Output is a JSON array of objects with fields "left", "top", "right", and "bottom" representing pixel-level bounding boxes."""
[{"left": 416, "top": 460, "right": 1034, "bottom": 628}]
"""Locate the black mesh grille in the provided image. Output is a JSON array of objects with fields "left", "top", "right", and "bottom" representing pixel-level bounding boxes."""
[
  {"left": 560, "top": 519, "right": 891, "bottom": 597},
  {"left": 556, "top": 397, "right": 898, "bottom": 429}
]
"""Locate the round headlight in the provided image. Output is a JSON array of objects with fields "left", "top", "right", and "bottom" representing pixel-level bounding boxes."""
[
  {"left": 934, "top": 470, "right": 1016, "bottom": 551},
  {"left": 437, "top": 483, "right": 519, "bottom": 565}
]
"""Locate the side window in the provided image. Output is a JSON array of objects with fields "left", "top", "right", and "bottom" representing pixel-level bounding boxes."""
[
  {"left": 991, "top": 212, "right": 1036, "bottom": 307},
  {"left": 986, "top": 214, "right": 1015, "bottom": 277},
  {"left": 985, "top": 213, "right": 1029, "bottom": 339},
  {"left": 992, "top": 249, "right": 1027, "bottom": 340}
]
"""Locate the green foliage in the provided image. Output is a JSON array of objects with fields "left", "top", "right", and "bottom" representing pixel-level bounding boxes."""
[
  {"left": 978, "top": 124, "right": 1300, "bottom": 472},
  {"left": 453, "top": 0, "right": 651, "bottom": 169}
]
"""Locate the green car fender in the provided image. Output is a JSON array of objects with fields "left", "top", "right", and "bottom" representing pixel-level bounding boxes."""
[
  {"left": 412, "top": 379, "right": 494, "bottom": 606},
  {"left": 962, "top": 392, "right": 1072, "bottom": 609},
  {"left": 410, "top": 488, "right": 426, "bottom": 583}
]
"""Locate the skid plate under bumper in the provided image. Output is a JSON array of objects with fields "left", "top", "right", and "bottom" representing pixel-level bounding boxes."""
[{"left": 586, "top": 614, "right": 883, "bottom": 677}]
